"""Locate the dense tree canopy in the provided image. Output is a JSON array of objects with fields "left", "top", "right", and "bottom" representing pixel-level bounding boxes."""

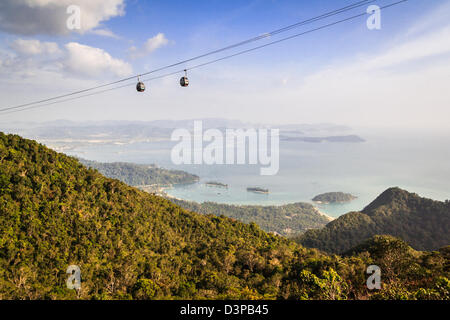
[
  {"left": 80, "top": 159, "right": 199, "bottom": 186},
  {"left": 296, "top": 188, "right": 450, "bottom": 253},
  {"left": 312, "top": 192, "right": 356, "bottom": 203},
  {"left": 0, "top": 133, "right": 448, "bottom": 300},
  {"left": 170, "top": 199, "right": 330, "bottom": 237}
]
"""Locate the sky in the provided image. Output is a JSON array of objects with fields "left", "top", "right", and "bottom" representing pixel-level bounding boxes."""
[{"left": 0, "top": 0, "right": 449, "bottom": 129}]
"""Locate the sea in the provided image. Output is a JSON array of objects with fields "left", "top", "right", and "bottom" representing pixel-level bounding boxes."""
[{"left": 60, "top": 128, "right": 450, "bottom": 218}]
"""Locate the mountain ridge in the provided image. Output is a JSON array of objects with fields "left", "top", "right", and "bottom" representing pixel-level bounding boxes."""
[{"left": 296, "top": 187, "right": 450, "bottom": 253}]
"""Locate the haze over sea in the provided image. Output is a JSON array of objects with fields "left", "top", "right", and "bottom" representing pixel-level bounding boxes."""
[{"left": 57, "top": 127, "right": 450, "bottom": 218}]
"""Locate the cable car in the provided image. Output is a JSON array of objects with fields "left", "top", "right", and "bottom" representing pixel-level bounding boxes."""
[
  {"left": 136, "top": 77, "right": 145, "bottom": 92},
  {"left": 180, "top": 70, "right": 189, "bottom": 87}
]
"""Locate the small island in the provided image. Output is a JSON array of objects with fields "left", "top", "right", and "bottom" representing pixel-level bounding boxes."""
[
  {"left": 247, "top": 187, "right": 269, "bottom": 194},
  {"left": 312, "top": 192, "right": 357, "bottom": 204},
  {"left": 205, "top": 181, "right": 228, "bottom": 188}
]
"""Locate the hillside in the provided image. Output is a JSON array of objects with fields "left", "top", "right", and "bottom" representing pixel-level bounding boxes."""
[
  {"left": 296, "top": 188, "right": 450, "bottom": 254},
  {"left": 0, "top": 133, "right": 448, "bottom": 300},
  {"left": 168, "top": 199, "right": 331, "bottom": 237},
  {"left": 79, "top": 159, "right": 199, "bottom": 186}
]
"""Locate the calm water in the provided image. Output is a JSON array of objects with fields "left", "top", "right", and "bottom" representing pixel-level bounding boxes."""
[{"left": 61, "top": 129, "right": 450, "bottom": 218}]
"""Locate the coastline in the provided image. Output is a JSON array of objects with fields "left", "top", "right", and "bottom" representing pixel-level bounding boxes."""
[
  {"left": 313, "top": 200, "right": 354, "bottom": 205},
  {"left": 161, "top": 187, "right": 336, "bottom": 222},
  {"left": 312, "top": 206, "right": 335, "bottom": 221}
]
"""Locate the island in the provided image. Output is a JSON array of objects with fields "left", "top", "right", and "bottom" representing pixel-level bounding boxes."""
[
  {"left": 205, "top": 181, "right": 228, "bottom": 188},
  {"left": 312, "top": 192, "right": 357, "bottom": 204},
  {"left": 80, "top": 159, "right": 199, "bottom": 186},
  {"left": 247, "top": 187, "right": 269, "bottom": 194}
]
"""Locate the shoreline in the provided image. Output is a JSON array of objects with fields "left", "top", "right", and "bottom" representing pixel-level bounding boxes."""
[
  {"left": 161, "top": 188, "right": 337, "bottom": 221},
  {"left": 313, "top": 200, "right": 355, "bottom": 205},
  {"left": 312, "top": 207, "right": 335, "bottom": 221}
]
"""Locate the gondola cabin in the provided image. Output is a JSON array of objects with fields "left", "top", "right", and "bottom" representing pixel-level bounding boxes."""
[
  {"left": 180, "top": 69, "right": 189, "bottom": 87},
  {"left": 136, "top": 81, "right": 145, "bottom": 92},
  {"left": 180, "top": 76, "right": 189, "bottom": 87}
]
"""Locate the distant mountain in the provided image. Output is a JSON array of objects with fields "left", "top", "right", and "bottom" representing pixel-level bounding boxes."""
[
  {"left": 0, "top": 119, "right": 364, "bottom": 145},
  {"left": 281, "top": 135, "right": 365, "bottom": 143},
  {"left": 145, "top": 118, "right": 249, "bottom": 129},
  {"left": 0, "top": 118, "right": 249, "bottom": 141},
  {"left": 296, "top": 188, "right": 450, "bottom": 253},
  {"left": 0, "top": 133, "right": 448, "bottom": 300},
  {"left": 79, "top": 159, "right": 199, "bottom": 186},
  {"left": 277, "top": 123, "right": 352, "bottom": 134}
]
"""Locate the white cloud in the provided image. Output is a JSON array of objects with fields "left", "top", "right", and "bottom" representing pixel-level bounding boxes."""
[
  {"left": 89, "top": 28, "right": 120, "bottom": 38},
  {"left": 129, "top": 33, "right": 170, "bottom": 59},
  {"left": 364, "top": 27, "right": 450, "bottom": 70},
  {"left": 0, "top": 0, "right": 125, "bottom": 35},
  {"left": 285, "top": 24, "right": 450, "bottom": 128},
  {"left": 1, "top": 1, "right": 449, "bottom": 129},
  {"left": 144, "top": 33, "right": 169, "bottom": 53},
  {"left": 1, "top": 39, "right": 132, "bottom": 80},
  {"left": 10, "top": 39, "right": 62, "bottom": 56},
  {"left": 63, "top": 42, "right": 132, "bottom": 77},
  {"left": 0, "top": 40, "right": 62, "bottom": 80},
  {"left": 138, "top": 20, "right": 450, "bottom": 128}
]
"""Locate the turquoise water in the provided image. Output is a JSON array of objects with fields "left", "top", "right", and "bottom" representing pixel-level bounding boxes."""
[{"left": 61, "top": 129, "right": 450, "bottom": 218}]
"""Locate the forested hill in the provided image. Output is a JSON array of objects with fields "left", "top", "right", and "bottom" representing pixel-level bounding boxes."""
[
  {"left": 170, "top": 199, "right": 331, "bottom": 237},
  {"left": 0, "top": 132, "right": 448, "bottom": 300},
  {"left": 312, "top": 192, "right": 356, "bottom": 203},
  {"left": 79, "top": 159, "right": 199, "bottom": 186},
  {"left": 296, "top": 188, "right": 450, "bottom": 254}
]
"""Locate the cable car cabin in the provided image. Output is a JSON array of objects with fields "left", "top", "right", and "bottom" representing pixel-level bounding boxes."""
[
  {"left": 136, "top": 81, "right": 146, "bottom": 92},
  {"left": 180, "top": 76, "right": 189, "bottom": 87}
]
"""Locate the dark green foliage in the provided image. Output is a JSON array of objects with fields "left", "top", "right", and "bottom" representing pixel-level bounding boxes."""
[
  {"left": 345, "top": 236, "right": 450, "bottom": 300},
  {"left": 0, "top": 132, "right": 291, "bottom": 299},
  {"left": 132, "top": 279, "right": 159, "bottom": 299},
  {"left": 296, "top": 188, "right": 450, "bottom": 253},
  {"left": 170, "top": 199, "right": 330, "bottom": 237},
  {"left": 80, "top": 159, "right": 199, "bottom": 186},
  {"left": 312, "top": 192, "right": 356, "bottom": 203},
  {"left": 0, "top": 133, "right": 448, "bottom": 300}
]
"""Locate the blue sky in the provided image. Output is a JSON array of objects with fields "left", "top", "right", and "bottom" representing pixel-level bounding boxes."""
[{"left": 0, "top": 0, "right": 449, "bottom": 129}]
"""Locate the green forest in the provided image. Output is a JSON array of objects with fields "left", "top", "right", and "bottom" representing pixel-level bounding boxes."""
[
  {"left": 80, "top": 159, "right": 199, "bottom": 186},
  {"left": 297, "top": 188, "right": 450, "bottom": 253},
  {"left": 312, "top": 192, "right": 357, "bottom": 203},
  {"left": 0, "top": 132, "right": 448, "bottom": 300},
  {"left": 81, "top": 161, "right": 331, "bottom": 237},
  {"left": 170, "top": 199, "right": 330, "bottom": 237}
]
